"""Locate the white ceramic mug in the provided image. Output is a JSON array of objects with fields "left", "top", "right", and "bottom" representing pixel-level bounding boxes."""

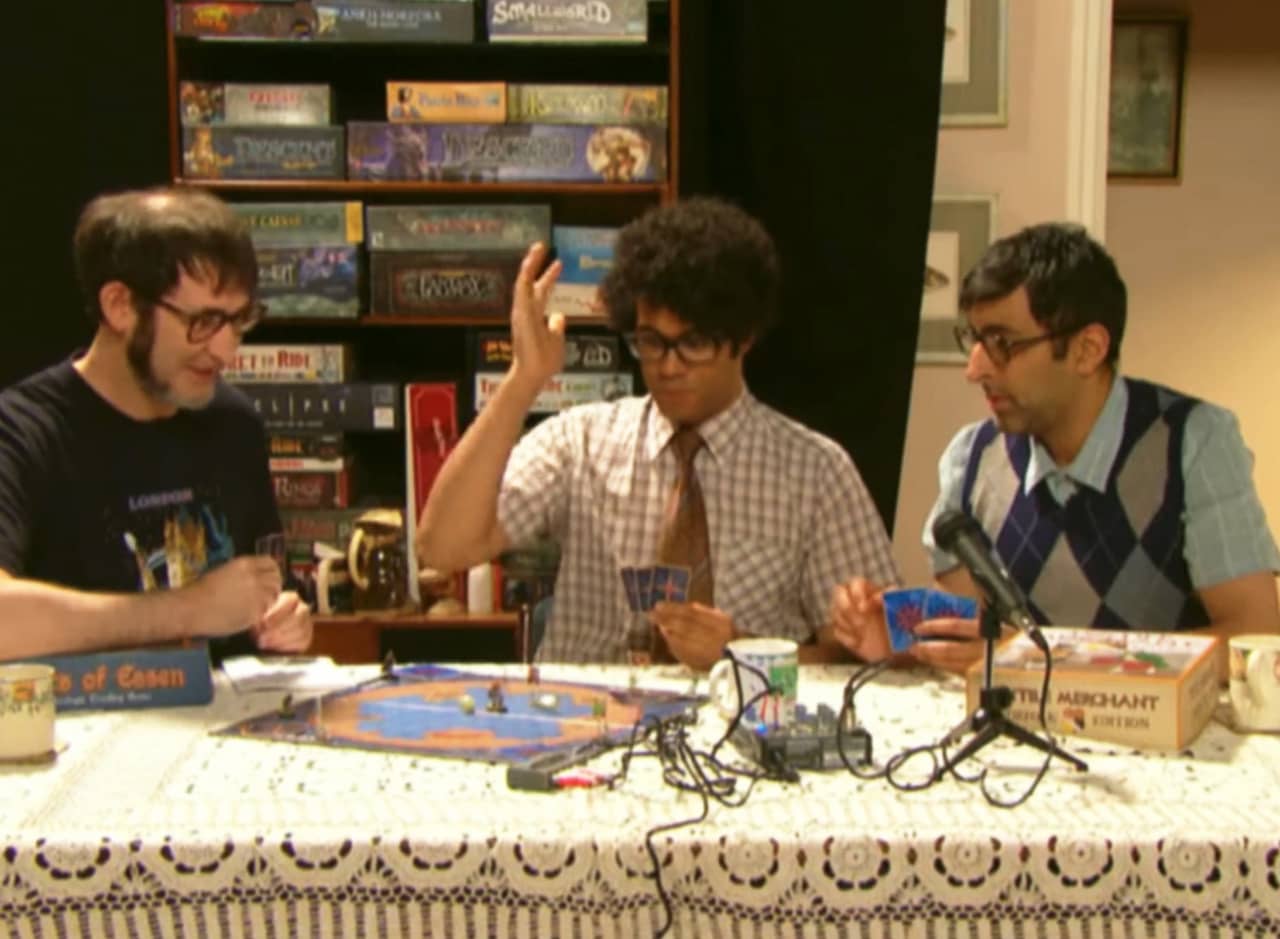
[
  {"left": 0, "top": 664, "right": 57, "bottom": 762},
  {"left": 707, "top": 637, "right": 798, "bottom": 728},
  {"left": 1228, "top": 634, "right": 1280, "bottom": 732}
]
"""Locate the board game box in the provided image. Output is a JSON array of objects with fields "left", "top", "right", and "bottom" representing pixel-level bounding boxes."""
[
  {"left": 965, "top": 627, "right": 1220, "bottom": 750},
  {"left": 370, "top": 251, "right": 521, "bottom": 318},
  {"left": 232, "top": 202, "right": 364, "bottom": 248},
  {"left": 386, "top": 82, "right": 507, "bottom": 123},
  {"left": 179, "top": 82, "right": 332, "bottom": 126},
  {"left": 183, "top": 126, "right": 345, "bottom": 180},
  {"left": 487, "top": 0, "right": 647, "bottom": 43},
  {"left": 550, "top": 225, "right": 617, "bottom": 318},
  {"left": 366, "top": 204, "right": 550, "bottom": 252},
  {"left": 347, "top": 122, "right": 666, "bottom": 183},
  {"left": 25, "top": 642, "right": 213, "bottom": 713},
  {"left": 507, "top": 84, "right": 668, "bottom": 125},
  {"left": 257, "top": 245, "right": 361, "bottom": 319}
]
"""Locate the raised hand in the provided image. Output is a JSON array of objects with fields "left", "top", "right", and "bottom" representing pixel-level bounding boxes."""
[{"left": 509, "top": 241, "right": 566, "bottom": 389}]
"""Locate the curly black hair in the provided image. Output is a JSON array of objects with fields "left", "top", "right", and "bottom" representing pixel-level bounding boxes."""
[
  {"left": 599, "top": 196, "right": 780, "bottom": 347},
  {"left": 959, "top": 222, "right": 1126, "bottom": 366}
]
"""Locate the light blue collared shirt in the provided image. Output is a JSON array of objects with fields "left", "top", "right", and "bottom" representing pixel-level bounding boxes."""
[{"left": 923, "top": 377, "right": 1280, "bottom": 589}]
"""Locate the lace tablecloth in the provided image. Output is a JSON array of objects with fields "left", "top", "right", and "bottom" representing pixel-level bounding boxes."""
[{"left": 3, "top": 663, "right": 1279, "bottom": 938}]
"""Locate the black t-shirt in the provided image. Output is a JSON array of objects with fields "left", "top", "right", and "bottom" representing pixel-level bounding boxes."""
[{"left": 0, "top": 359, "right": 280, "bottom": 657}]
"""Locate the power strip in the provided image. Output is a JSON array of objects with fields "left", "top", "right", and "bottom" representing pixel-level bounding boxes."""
[{"left": 731, "top": 703, "right": 872, "bottom": 773}]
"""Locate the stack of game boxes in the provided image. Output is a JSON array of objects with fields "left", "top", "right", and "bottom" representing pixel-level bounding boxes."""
[
  {"left": 233, "top": 201, "right": 364, "bottom": 322},
  {"left": 365, "top": 202, "right": 550, "bottom": 320},
  {"left": 348, "top": 79, "right": 668, "bottom": 184},
  {"left": 222, "top": 345, "right": 368, "bottom": 585},
  {"left": 179, "top": 81, "right": 346, "bottom": 181},
  {"left": 472, "top": 332, "right": 632, "bottom": 416}
]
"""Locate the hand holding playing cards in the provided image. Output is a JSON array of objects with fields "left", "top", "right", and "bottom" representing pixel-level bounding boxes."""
[
  {"left": 830, "top": 577, "right": 891, "bottom": 662},
  {"left": 832, "top": 578, "right": 982, "bottom": 671},
  {"left": 909, "top": 615, "right": 986, "bottom": 674},
  {"left": 652, "top": 602, "right": 735, "bottom": 671},
  {"left": 509, "top": 242, "right": 565, "bottom": 389}
]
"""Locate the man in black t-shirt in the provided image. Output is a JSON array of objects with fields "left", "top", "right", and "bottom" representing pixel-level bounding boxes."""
[{"left": 0, "top": 187, "right": 312, "bottom": 661}]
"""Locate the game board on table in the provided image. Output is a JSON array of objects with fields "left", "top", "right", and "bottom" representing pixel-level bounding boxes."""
[{"left": 215, "top": 664, "right": 702, "bottom": 764}]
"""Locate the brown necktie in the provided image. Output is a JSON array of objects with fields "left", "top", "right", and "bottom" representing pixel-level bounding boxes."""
[{"left": 642, "top": 428, "right": 713, "bottom": 663}]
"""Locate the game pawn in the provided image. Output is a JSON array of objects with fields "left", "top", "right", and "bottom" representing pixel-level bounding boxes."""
[{"left": 487, "top": 682, "right": 508, "bottom": 714}]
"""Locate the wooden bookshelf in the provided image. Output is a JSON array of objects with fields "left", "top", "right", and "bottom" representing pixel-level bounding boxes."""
[
  {"left": 312, "top": 611, "right": 519, "bottom": 664},
  {"left": 165, "top": 1, "right": 679, "bottom": 662}
]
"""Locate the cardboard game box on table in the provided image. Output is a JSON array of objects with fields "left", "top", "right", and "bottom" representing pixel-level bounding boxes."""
[{"left": 965, "top": 627, "right": 1220, "bottom": 750}]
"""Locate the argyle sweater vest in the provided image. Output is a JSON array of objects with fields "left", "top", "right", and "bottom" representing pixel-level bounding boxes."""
[{"left": 959, "top": 378, "right": 1208, "bottom": 631}]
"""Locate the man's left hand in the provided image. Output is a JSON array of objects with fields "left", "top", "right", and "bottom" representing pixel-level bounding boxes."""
[
  {"left": 253, "top": 590, "right": 314, "bottom": 654},
  {"left": 651, "top": 601, "right": 735, "bottom": 671}
]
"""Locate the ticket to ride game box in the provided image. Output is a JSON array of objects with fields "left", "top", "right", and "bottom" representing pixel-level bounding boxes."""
[{"left": 965, "top": 628, "right": 1219, "bottom": 750}]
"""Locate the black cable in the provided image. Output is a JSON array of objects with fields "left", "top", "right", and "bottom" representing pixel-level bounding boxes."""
[
  {"left": 838, "top": 631, "right": 1065, "bottom": 808},
  {"left": 608, "top": 653, "right": 795, "bottom": 937}
]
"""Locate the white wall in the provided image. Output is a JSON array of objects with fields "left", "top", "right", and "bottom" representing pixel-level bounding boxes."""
[
  {"left": 893, "top": 0, "right": 1078, "bottom": 585},
  {"left": 1108, "top": 0, "right": 1280, "bottom": 549},
  {"left": 893, "top": 0, "right": 1280, "bottom": 595}
]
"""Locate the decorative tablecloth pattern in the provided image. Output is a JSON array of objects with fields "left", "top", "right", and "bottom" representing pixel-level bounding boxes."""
[{"left": 3, "top": 664, "right": 1279, "bottom": 938}]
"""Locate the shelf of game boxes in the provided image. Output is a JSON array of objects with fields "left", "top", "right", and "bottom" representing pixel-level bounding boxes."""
[
  {"left": 174, "top": 178, "right": 673, "bottom": 201},
  {"left": 312, "top": 611, "right": 519, "bottom": 664}
]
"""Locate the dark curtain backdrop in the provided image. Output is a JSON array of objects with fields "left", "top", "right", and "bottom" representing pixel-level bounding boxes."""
[
  {"left": 0, "top": 0, "right": 943, "bottom": 535},
  {"left": 1, "top": 3, "right": 170, "bottom": 388},
  {"left": 679, "top": 1, "right": 946, "bottom": 533}
]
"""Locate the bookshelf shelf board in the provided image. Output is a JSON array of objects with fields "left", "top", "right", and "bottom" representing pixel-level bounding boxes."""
[
  {"left": 255, "top": 315, "right": 611, "bottom": 328},
  {"left": 174, "top": 36, "right": 671, "bottom": 57},
  {"left": 175, "top": 178, "right": 669, "bottom": 198}
]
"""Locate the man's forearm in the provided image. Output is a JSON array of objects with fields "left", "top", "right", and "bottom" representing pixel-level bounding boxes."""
[
  {"left": 0, "top": 577, "right": 196, "bottom": 661},
  {"left": 416, "top": 368, "right": 543, "bottom": 571}
]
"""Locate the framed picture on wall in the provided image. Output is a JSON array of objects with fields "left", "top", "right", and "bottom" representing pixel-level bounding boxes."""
[
  {"left": 940, "top": 0, "right": 1008, "bottom": 126},
  {"left": 1108, "top": 16, "right": 1188, "bottom": 179},
  {"left": 917, "top": 194, "right": 997, "bottom": 364}
]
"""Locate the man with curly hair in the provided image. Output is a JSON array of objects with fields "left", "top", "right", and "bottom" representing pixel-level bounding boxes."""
[{"left": 418, "top": 197, "right": 897, "bottom": 668}]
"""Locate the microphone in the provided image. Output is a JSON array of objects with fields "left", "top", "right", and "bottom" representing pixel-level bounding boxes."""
[{"left": 931, "top": 509, "right": 1042, "bottom": 637}]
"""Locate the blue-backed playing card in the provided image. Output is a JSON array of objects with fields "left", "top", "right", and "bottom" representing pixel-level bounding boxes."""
[
  {"left": 620, "top": 567, "right": 640, "bottom": 612},
  {"left": 882, "top": 588, "right": 980, "bottom": 653},
  {"left": 924, "top": 589, "right": 978, "bottom": 621},
  {"left": 635, "top": 567, "right": 655, "bottom": 611},
  {"left": 650, "top": 565, "right": 690, "bottom": 605},
  {"left": 882, "top": 587, "right": 929, "bottom": 653}
]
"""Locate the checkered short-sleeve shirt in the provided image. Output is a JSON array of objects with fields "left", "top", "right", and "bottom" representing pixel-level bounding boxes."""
[{"left": 498, "top": 391, "right": 900, "bottom": 663}]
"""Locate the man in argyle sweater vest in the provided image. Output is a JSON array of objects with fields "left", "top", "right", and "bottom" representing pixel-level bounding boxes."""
[
  {"left": 832, "top": 223, "right": 1279, "bottom": 674},
  {"left": 961, "top": 378, "right": 1209, "bottom": 632}
]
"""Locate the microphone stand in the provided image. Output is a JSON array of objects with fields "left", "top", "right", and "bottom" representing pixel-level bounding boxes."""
[{"left": 931, "top": 605, "right": 1087, "bottom": 782}]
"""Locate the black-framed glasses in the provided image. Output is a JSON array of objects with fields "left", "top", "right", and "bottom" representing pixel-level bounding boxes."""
[
  {"left": 953, "top": 323, "right": 1073, "bottom": 367},
  {"left": 153, "top": 297, "right": 266, "bottom": 344},
  {"left": 623, "top": 329, "right": 722, "bottom": 366}
]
